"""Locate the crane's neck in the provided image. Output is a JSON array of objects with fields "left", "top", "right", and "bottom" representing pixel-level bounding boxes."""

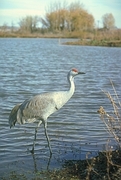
[{"left": 67, "top": 74, "right": 75, "bottom": 97}]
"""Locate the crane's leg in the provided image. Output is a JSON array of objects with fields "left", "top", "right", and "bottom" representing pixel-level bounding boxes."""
[
  {"left": 31, "top": 120, "right": 42, "bottom": 154},
  {"left": 44, "top": 121, "right": 52, "bottom": 157}
]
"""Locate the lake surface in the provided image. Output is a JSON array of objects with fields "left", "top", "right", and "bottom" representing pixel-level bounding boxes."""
[{"left": 0, "top": 38, "right": 121, "bottom": 178}]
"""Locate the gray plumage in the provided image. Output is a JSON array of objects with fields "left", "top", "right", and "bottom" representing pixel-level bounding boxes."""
[{"left": 9, "top": 68, "right": 85, "bottom": 155}]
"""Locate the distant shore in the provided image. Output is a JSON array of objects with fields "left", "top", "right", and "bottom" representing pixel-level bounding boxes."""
[
  {"left": 0, "top": 32, "right": 121, "bottom": 47},
  {"left": 63, "top": 39, "right": 121, "bottom": 47}
]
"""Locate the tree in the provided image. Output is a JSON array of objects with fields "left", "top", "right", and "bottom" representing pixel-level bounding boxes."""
[
  {"left": 68, "top": 1, "right": 94, "bottom": 31},
  {"left": 102, "top": 13, "right": 115, "bottom": 29},
  {"left": 1, "top": 23, "right": 8, "bottom": 32},
  {"left": 18, "top": 16, "right": 39, "bottom": 33},
  {"left": 40, "top": 1, "right": 94, "bottom": 32},
  {"left": 11, "top": 21, "right": 15, "bottom": 32},
  {"left": 40, "top": 1, "right": 68, "bottom": 31}
]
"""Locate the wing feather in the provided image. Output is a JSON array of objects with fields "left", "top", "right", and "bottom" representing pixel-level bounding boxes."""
[
  {"left": 17, "top": 94, "right": 57, "bottom": 123},
  {"left": 9, "top": 103, "right": 21, "bottom": 128}
]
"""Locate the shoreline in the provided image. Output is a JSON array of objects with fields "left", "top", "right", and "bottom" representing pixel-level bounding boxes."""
[
  {"left": 2, "top": 149, "right": 121, "bottom": 180},
  {"left": 63, "top": 39, "right": 121, "bottom": 47},
  {"left": 0, "top": 33, "right": 121, "bottom": 47}
]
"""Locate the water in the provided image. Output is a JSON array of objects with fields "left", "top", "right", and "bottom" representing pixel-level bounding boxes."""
[{"left": 0, "top": 38, "right": 121, "bottom": 178}]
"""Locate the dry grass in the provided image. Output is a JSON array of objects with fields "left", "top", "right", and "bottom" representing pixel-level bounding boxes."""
[
  {"left": 0, "top": 29, "right": 121, "bottom": 44},
  {"left": 97, "top": 80, "right": 121, "bottom": 147},
  {"left": 45, "top": 150, "right": 121, "bottom": 180},
  {"left": 94, "top": 79, "right": 121, "bottom": 180}
]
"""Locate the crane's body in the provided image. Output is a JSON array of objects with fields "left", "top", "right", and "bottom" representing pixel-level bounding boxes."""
[{"left": 9, "top": 68, "right": 85, "bottom": 155}]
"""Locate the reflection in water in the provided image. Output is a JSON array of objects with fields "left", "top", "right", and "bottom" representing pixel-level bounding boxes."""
[
  {"left": 31, "top": 151, "right": 52, "bottom": 172},
  {"left": 32, "top": 153, "right": 38, "bottom": 173}
]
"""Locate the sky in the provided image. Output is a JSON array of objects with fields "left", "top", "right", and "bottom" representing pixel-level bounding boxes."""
[{"left": 0, "top": 0, "right": 121, "bottom": 28}]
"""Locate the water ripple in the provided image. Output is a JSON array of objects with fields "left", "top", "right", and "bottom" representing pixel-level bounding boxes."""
[{"left": 0, "top": 38, "right": 121, "bottom": 177}]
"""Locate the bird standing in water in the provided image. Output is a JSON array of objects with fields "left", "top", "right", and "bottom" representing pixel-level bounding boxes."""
[{"left": 9, "top": 68, "right": 85, "bottom": 156}]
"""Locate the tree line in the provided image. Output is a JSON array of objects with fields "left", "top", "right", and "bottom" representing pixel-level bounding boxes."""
[{"left": 1, "top": 1, "right": 116, "bottom": 35}]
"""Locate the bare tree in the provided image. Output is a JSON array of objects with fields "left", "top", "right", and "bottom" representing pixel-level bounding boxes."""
[
  {"left": 11, "top": 21, "right": 15, "bottom": 32},
  {"left": 1, "top": 23, "right": 8, "bottom": 32},
  {"left": 18, "top": 16, "right": 39, "bottom": 33},
  {"left": 102, "top": 13, "right": 115, "bottom": 30}
]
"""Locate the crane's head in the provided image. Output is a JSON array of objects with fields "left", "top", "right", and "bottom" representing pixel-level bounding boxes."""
[{"left": 69, "top": 68, "right": 85, "bottom": 77}]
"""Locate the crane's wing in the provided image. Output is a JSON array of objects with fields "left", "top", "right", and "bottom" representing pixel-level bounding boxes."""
[
  {"left": 16, "top": 93, "right": 58, "bottom": 124},
  {"left": 9, "top": 90, "right": 69, "bottom": 126},
  {"left": 9, "top": 103, "right": 22, "bottom": 128}
]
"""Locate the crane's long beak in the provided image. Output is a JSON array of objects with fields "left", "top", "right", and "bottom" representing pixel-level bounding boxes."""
[{"left": 78, "top": 72, "right": 85, "bottom": 74}]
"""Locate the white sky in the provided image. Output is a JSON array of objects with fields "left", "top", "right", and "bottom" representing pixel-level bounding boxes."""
[{"left": 0, "top": 0, "right": 121, "bottom": 28}]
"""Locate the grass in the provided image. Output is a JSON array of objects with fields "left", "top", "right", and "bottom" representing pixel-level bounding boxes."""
[
  {"left": 47, "top": 150, "right": 121, "bottom": 180},
  {"left": 97, "top": 80, "right": 121, "bottom": 147},
  {"left": 64, "top": 39, "right": 121, "bottom": 47},
  {"left": 2, "top": 150, "right": 121, "bottom": 180}
]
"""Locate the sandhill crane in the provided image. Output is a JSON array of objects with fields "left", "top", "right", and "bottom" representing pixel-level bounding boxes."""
[{"left": 9, "top": 68, "right": 85, "bottom": 156}]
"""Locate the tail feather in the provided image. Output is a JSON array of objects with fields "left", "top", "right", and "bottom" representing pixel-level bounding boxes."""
[{"left": 9, "top": 103, "right": 21, "bottom": 128}]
